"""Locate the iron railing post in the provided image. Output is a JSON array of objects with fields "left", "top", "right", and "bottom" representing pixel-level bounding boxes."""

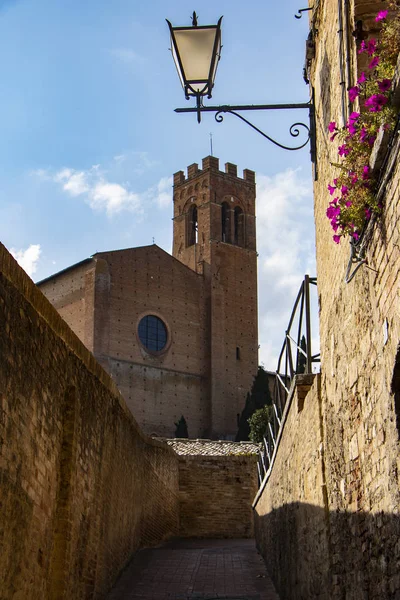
[{"left": 304, "top": 274, "right": 312, "bottom": 374}]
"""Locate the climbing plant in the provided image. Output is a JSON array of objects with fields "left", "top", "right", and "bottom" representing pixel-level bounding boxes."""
[{"left": 326, "top": 5, "right": 400, "bottom": 243}]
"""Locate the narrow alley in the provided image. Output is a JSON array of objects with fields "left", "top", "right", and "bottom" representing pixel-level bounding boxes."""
[{"left": 107, "top": 538, "right": 280, "bottom": 600}]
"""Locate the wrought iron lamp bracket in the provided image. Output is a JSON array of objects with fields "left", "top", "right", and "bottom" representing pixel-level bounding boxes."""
[
  {"left": 175, "top": 91, "right": 317, "bottom": 178},
  {"left": 295, "top": 6, "right": 314, "bottom": 19}
]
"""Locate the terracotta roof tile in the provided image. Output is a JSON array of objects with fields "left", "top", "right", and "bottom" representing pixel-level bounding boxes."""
[{"left": 165, "top": 438, "right": 260, "bottom": 456}]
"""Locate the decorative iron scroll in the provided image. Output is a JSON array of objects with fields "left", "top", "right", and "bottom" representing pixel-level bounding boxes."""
[{"left": 214, "top": 108, "right": 311, "bottom": 151}]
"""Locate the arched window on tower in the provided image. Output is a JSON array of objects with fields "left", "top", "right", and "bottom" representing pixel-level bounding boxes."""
[
  {"left": 221, "top": 202, "right": 230, "bottom": 243},
  {"left": 234, "top": 207, "right": 244, "bottom": 246},
  {"left": 188, "top": 204, "right": 198, "bottom": 246}
]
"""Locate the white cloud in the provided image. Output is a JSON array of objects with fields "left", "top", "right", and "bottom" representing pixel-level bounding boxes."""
[
  {"left": 90, "top": 180, "right": 141, "bottom": 216},
  {"left": 55, "top": 169, "right": 89, "bottom": 196},
  {"left": 149, "top": 176, "right": 173, "bottom": 209},
  {"left": 34, "top": 159, "right": 170, "bottom": 218},
  {"left": 10, "top": 244, "right": 41, "bottom": 277},
  {"left": 256, "top": 168, "right": 318, "bottom": 370}
]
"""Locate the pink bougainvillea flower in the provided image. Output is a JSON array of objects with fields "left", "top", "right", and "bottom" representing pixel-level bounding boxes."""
[
  {"left": 350, "top": 174, "right": 358, "bottom": 185},
  {"left": 365, "top": 208, "right": 372, "bottom": 219},
  {"left": 338, "top": 144, "right": 350, "bottom": 156},
  {"left": 358, "top": 40, "right": 366, "bottom": 54},
  {"left": 333, "top": 178, "right": 338, "bottom": 186},
  {"left": 347, "top": 122, "right": 357, "bottom": 136},
  {"left": 330, "top": 133, "right": 338, "bottom": 141},
  {"left": 331, "top": 218, "right": 339, "bottom": 232},
  {"left": 362, "top": 165, "right": 370, "bottom": 179},
  {"left": 353, "top": 232, "right": 360, "bottom": 241},
  {"left": 341, "top": 185, "right": 349, "bottom": 196},
  {"left": 360, "top": 127, "right": 368, "bottom": 142},
  {"left": 366, "top": 39, "right": 377, "bottom": 56},
  {"left": 365, "top": 93, "right": 388, "bottom": 112},
  {"left": 347, "top": 113, "right": 359, "bottom": 136},
  {"left": 328, "top": 121, "right": 336, "bottom": 132},
  {"left": 326, "top": 205, "right": 341, "bottom": 219},
  {"left": 369, "top": 56, "right": 380, "bottom": 69},
  {"left": 358, "top": 72, "right": 367, "bottom": 84},
  {"left": 375, "top": 10, "right": 388, "bottom": 21},
  {"left": 378, "top": 78, "right": 392, "bottom": 92},
  {"left": 348, "top": 86, "right": 359, "bottom": 102},
  {"left": 328, "top": 184, "right": 336, "bottom": 195},
  {"left": 333, "top": 235, "right": 341, "bottom": 244},
  {"left": 345, "top": 200, "right": 353, "bottom": 207}
]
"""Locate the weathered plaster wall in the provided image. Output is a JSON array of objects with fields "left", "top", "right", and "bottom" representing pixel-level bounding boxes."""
[
  {"left": 178, "top": 454, "right": 258, "bottom": 539},
  {"left": 0, "top": 243, "right": 179, "bottom": 600}
]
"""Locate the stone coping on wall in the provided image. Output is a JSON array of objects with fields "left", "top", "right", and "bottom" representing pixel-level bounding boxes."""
[
  {"left": 165, "top": 438, "right": 260, "bottom": 456},
  {"left": 252, "top": 373, "right": 317, "bottom": 509}
]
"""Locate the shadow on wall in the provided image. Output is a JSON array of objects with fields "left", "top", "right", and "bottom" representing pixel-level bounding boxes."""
[{"left": 255, "top": 502, "right": 400, "bottom": 600}]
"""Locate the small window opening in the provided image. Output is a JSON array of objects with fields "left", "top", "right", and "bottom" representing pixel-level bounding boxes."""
[
  {"left": 221, "top": 202, "right": 229, "bottom": 242},
  {"left": 188, "top": 205, "right": 198, "bottom": 246},
  {"left": 391, "top": 346, "right": 400, "bottom": 436},
  {"left": 234, "top": 207, "right": 244, "bottom": 246},
  {"left": 236, "top": 347, "right": 240, "bottom": 360}
]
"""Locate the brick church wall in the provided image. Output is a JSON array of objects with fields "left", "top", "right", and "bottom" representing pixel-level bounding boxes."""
[
  {"left": 94, "top": 246, "right": 210, "bottom": 438},
  {"left": 0, "top": 243, "right": 179, "bottom": 600},
  {"left": 173, "top": 157, "right": 258, "bottom": 438}
]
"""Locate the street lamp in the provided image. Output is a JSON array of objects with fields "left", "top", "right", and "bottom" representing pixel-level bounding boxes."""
[
  {"left": 166, "top": 11, "right": 222, "bottom": 120},
  {"left": 167, "top": 12, "right": 317, "bottom": 176}
]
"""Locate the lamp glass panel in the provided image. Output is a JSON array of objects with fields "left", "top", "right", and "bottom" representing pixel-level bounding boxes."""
[
  {"left": 171, "top": 40, "right": 186, "bottom": 89},
  {"left": 174, "top": 28, "right": 217, "bottom": 86}
]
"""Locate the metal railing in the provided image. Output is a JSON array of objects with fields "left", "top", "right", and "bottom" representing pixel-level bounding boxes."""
[{"left": 257, "top": 275, "right": 320, "bottom": 485}]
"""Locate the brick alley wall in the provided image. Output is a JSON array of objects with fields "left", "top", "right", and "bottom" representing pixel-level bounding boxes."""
[
  {"left": 178, "top": 453, "right": 258, "bottom": 538},
  {"left": 0, "top": 243, "right": 179, "bottom": 600}
]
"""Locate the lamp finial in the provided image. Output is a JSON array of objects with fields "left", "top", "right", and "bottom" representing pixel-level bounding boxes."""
[{"left": 191, "top": 11, "right": 198, "bottom": 27}]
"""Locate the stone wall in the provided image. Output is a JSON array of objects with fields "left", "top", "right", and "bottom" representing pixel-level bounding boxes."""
[
  {"left": 178, "top": 454, "right": 258, "bottom": 538},
  {"left": 254, "top": 0, "right": 400, "bottom": 597},
  {"left": 309, "top": 0, "right": 400, "bottom": 597},
  {"left": 0, "top": 243, "right": 179, "bottom": 600}
]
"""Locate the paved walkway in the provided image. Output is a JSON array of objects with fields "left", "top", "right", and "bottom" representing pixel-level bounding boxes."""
[{"left": 107, "top": 538, "right": 280, "bottom": 600}]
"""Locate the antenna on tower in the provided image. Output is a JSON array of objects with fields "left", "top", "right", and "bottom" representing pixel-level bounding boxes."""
[{"left": 210, "top": 132, "right": 213, "bottom": 156}]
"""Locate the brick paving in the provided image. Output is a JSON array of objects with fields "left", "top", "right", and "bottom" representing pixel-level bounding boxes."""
[{"left": 107, "top": 538, "right": 280, "bottom": 600}]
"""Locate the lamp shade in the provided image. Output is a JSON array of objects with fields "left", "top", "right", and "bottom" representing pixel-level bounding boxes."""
[{"left": 167, "top": 17, "right": 222, "bottom": 99}]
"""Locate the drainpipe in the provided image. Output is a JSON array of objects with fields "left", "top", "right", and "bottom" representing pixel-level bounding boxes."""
[
  {"left": 343, "top": 0, "right": 353, "bottom": 115},
  {"left": 337, "top": 0, "right": 347, "bottom": 125}
]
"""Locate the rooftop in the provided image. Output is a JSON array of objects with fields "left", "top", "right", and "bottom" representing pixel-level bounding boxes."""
[{"left": 165, "top": 438, "right": 260, "bottom": 456}]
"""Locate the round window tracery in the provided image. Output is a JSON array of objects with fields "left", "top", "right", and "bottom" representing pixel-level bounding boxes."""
[{"left": 138, "top": 315, "right": 168, "bottom": 352}]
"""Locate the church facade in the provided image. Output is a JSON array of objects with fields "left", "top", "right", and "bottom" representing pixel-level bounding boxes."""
[{"left": 38, "top": 155, "right": 258, "bottom": 439}]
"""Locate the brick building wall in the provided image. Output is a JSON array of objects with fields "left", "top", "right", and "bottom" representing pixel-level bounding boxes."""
[
  {"left": 168, "top": 439, "right": 259, "bottom": 539},
  {"left": 39, "top": 156, "right": 259, "bottom": 440},
  {"left": 173, "top": 156, "right": 258, "bottom": 438},
  {"left": 0, "top": 244, "right": 179, "bottom": 600}
]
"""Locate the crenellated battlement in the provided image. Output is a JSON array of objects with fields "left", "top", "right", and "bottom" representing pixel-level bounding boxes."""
[{"left": 173, "top": 156, "right": 255, "bottom": 187}]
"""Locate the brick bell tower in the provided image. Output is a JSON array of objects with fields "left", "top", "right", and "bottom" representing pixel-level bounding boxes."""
[{"left": 172, "top": 156, "right": 258, "bottom": 439}]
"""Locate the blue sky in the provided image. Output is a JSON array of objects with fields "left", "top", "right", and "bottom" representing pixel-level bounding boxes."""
[{"left": 0, "top": 0, "right": 318, "bottom": 369}]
